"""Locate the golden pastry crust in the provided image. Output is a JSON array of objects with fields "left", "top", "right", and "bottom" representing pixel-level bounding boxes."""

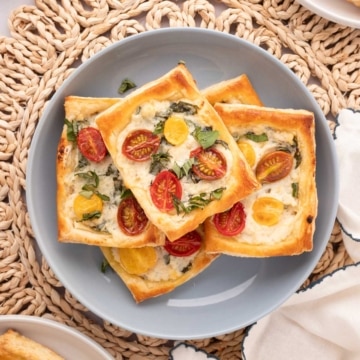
[
  {"left": 57, "top": 96, "right": 165, "bottom": 247},
  {"left": 100, "top": 230, "right": 219, "bottom": 303},
  {"left": 204, "top": 103, "right": 317, "bottom": 257},
  {"left": 202, "top": 74, "right": 263, "bottom": 106},
  {"left": 0, "top": 329, "right": 64, "bottom": 360},
  {"left": 95, "top": 64, "right": 260, "bottom": 241},
  {"left": 347, "top": 0, "right": 360, "bottom": 6}
]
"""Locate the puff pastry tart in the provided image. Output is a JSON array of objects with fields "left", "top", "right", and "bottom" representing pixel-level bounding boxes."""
[
  {"left": 0, "top": 329, "right": 64, "bottom": 360},
  {"left": 101, "top": 225, "right": 219, "bottom": 302},
  {"left": 202, "top": 74, "right": 263, "bottom": 106},
  {"left": 204, "top": 103, "right": 318, "bottom": 257},
  {"left": 95, "top": 64, "right": 260, "bottom": 241},
  {"left": 57, "top": 96, "right": 165, "bottom": 247},
  {"left": 347, "top": 0, "right": 360, "bottom": 6}
]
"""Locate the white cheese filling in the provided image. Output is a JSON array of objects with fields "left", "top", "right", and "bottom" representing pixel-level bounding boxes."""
[
  {"left": 111, "top": 247, "right": 198, "bottom": 282},
  {"left": 65, "top": 115, "right": 127, "bottom": 237},
  {"left": 115, "top": 99, "right": 233, "bottom": 210},
  {"left": 234, "top": 127, "right": 300, "bottom": 244}
]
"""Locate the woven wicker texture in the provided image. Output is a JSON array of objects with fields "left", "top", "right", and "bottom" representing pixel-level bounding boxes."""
[{"left": 1, "top": 0, "right": 359, "bottom": 358}]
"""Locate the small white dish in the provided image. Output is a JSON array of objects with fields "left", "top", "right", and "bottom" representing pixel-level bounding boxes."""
[
  {"left": 0, "top": 315, "right": 113, "bottom": 359},
  {"left": 297, "top": 0, "right": 360, "bottom": 29}
]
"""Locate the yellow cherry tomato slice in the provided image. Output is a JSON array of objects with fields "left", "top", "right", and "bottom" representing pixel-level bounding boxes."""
[
  {"left": 73, "top": 193, "right": 103, "bottom": 221},
  {"left": 256, "top": 150, "right": 293, "bottom": 183},
  {"left": 163, "top": 116, "right": 189, "bottom": 146},
  {"left": 252, "top": 196, "right": 284, "bottom": 226},
  {"left": 237, "top": 141, "right": 256, "bottom": 167},
  {"left": 117, "top": 247, "right": 158, "bottom": 275}
]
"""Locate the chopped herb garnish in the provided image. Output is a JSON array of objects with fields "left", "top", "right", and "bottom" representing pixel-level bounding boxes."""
[
  {"left": 106, "top": 163, "right": 119, "bottom": 176},
  {"left": 81, "top": 211, "right": 102, "bottom": 221},
  {"left": 91, "top": 222, "right": 109, "bottom": 233},
  {"left": 192, "top": 125, "right": 219, "bottom": 149},
  {"left": 173, "top": 187, "right": 226, "bottom": 214},
  {"left": 101, "top": 259, "right": 110, "bottom": 273},
  {"left": 76, "top": 170, "right": 110, "bottom": 201},
  {"left": 245, "top": 132, "right": 268, "bottom": 142},
  {"left": 170, "top": 101, "right": 198, "bottom": 115},
  {"left": 120, "top": 188, "right": 133, "bottom": 200},
  {"left": 118, "top": 78, "right": 136, "bottom": 94},
  {"left": 153, "top": 120, "right": 165, "bottom": 135},
  {"left": 293, "top": 136, "right": 302, "bottom": 168},
  {"left": 163, "top": 253, "right": 170, "bottom": 265},
  {"left": 172, "top": 158, "right": 195, "bottom": 179},
  {"left": 150, "top": 152, "right": 172, "bottom": 174},
  {"left": 76, "top": 170, "right": 99, "bottom": 187},
  {"left": 292, "top": 182, "right": 299, "bottom": 198},
  {"left": 65, "top": 119, "right": 78, "bottom": 142},
  {"left": 76, "top": 155, "right": 89, "bottom": 170},
  {"left": 181, "top": 262, "right": 193, "bottom": 273}
]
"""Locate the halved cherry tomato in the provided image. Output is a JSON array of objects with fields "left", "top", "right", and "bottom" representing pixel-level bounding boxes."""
[
  {"left": 164, "top": 230, "right": 202, "bottom": 257},
  {"left": 213, "top": 202, "right": 246, "bottom": 236},
  {"left": 237, "top": 141, "right": 256, "bottom": 167},
  {"left": 117, "top": 247, "right": 158, "bottom": 275},
  {"left": 252, "top": 196, "right": 284, "bottom": 226},
  {"left": 73, "top": 193, "right": 103, "bottom": 221},
  {"left": 190, "top": 147, "right": 227, "bottom": 180},
  {"left": 164, "top": 116, "right": 189, "bottom": 146},
  {"left": 77, "top": 127, "right": 107, "bottom": 162},
  {"left": 122, "top": 129, "right": 161, "bottom": 161},
  {"left": 256, "top": 150, "right": 293, "bottom": 183},
  {"left": 117, "top": 195, "right": 148, "bottom": 236},
  {"left": 150, "top": 170, "right": 182, "bottom": 212}
]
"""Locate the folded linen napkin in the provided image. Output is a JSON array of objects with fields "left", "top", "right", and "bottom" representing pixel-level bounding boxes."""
[
  {"left": 241, "top": 108, "right": 360, "bottom": 360},
  {"left": 242, "top": 263, "right": 360, "bottom": 360},
  {"left": 334, "top": 108, "right": 360, "bottom": 262}
]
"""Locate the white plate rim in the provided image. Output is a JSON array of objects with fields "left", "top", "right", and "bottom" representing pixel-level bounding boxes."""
[
  {"left": 0, "top": 315, "right": 113, "bottom": 359},
  {"left": 297, "top": 0, "right": 360, "bottom": 28}
]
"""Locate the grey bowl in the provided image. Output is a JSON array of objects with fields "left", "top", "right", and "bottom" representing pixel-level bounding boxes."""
[{"left": 26, "top": 28, "right": 338, "bottom": 340}]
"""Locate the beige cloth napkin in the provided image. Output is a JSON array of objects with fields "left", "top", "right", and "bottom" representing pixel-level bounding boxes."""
[
  {"left": 242, "top": 108, "right": 360, "bottom": 360},
  {"left": 334, "top": 109, "right": 360, "bottom": 262},
  {"left": 242, "top": 263, "right": 360, "bottom": 360}
]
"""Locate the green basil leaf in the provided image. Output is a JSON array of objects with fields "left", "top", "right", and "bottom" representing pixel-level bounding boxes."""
[
  {"left": 170, "top": 101, "right": 198, "bottom": 115},
  {"left": 192, "top": 126, "right": 219, "bottom": 149},
  {"left": 81, "top": 211, "right": 101, "bottom": 221},
  {"left": 75, "top": 171, "right": 99, "bottom": 187},
  {"left": 292, "top": 182, "right": 299, "bottom": 198},
  {"left": 118, "top": 78, "right": 136, "bottom": 94},
  {"left": 100, "top": 259, "right": 110, "bottom": 273},
  {"left": 245, "top": 132, "right": 268, "bottom": 142},
  {"left": 65, "top": 119, "right": 77, "bottom": 142},
  {"left": 150, "top": 152, "right": 172, "bottom": 174}
]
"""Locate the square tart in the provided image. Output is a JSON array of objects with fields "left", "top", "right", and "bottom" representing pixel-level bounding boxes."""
[
  {"left": 204, "top": 103, "right": 318, "bottom": 257},
  {"left": 202, "top": 74, "right": 264, "bottom": 106},
  {"left": 57, "top": 96, "right": 165, "bottom": 247},
  {"left": 95, "top": 64, "right": 260, "bottom": 241}
]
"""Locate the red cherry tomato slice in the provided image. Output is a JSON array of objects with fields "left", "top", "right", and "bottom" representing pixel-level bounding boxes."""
[
  {"left": 117, "top": 195, "right": 149, "bottom": 236},
  {"left": 213, "top": 202, "right": 246, "bottom": 236},
  {"left": 190, "top": 147, "right": 227, "bottom": 180},
  {"left": 77, "top": 127, "right": 107, "bottom": 162},
  {"left": 150, "top": 170, "right": 182, "bottom": 212},
  {"left": 122, "top": 129, "right": 161, "bottom": 161},
  {"left": 164, "top": 230, "right": 202, "bottom": 257}
]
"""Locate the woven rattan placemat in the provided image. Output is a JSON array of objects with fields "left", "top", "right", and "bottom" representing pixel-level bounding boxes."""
[{"left": 1, "top": 0, "right": 359, "bottom": 359}]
